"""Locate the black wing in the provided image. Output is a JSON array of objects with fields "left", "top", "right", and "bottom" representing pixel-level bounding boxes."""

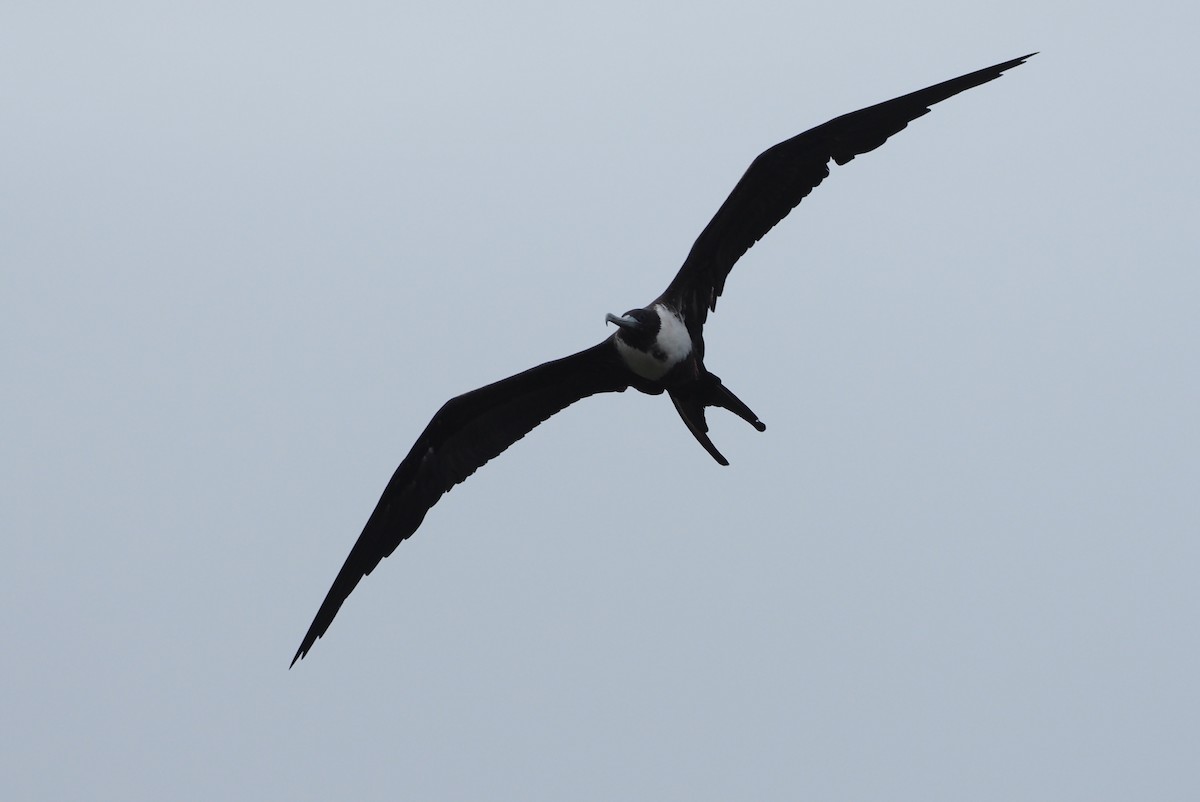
[
  {"left": 292, "top": 339, "right": 631, "bottom": 665},
  {"left": 659, "top": 53, "right": 1035, "bottom": 333}
]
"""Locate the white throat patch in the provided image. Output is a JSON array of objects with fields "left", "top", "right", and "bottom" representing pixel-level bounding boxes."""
[{"left": 613, "top": 304, "right": 693, "bottom": 381}]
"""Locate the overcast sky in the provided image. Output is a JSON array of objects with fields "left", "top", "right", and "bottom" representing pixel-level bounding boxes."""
[{"left": 4, "top": 2, "right": 1198, "bottom": 800}]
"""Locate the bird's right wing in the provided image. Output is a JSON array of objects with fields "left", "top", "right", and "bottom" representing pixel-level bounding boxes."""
[
  {"left": 659, "top": 53, "right": 1035, "bottom": 333},
  {"left": 291, "top": 339, "right": 631, "bottom": 665}
]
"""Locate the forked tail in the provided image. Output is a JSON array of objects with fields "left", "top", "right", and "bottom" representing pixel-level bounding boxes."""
[{"left": 668, "top": 372, "right": 766, "bottom": 466}]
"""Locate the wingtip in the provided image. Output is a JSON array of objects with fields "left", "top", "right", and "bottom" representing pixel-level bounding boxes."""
[
  {"left": 290, "top": 638, "right": 314, "bottom": 669},
  {"left": 973, "top": 52, "right": 1037, "bottom": 78}
]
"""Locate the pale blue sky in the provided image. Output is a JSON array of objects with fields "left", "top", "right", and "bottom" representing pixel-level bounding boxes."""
[{"left": 3, "top": 2, "right": 1197, "bottom": 800}]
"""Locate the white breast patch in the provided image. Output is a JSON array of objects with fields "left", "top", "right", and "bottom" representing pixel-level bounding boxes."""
[{"left": 614, "top": 304, "right": 692, "bottom": 381}]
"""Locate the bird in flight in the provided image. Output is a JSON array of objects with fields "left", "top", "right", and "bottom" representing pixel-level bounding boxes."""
[{"left": 292, "top": 53, "right": 1034, "bottom": 665}]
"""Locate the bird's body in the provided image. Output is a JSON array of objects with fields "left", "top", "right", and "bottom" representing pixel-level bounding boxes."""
[
  {"left": 292, "top": 53, "right": 1035, "bottom": 665},
  {"left": 609, "top": 305, "right": 693, "bottom": 382}
]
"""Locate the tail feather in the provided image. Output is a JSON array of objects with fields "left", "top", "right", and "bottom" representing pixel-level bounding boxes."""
[{"left": 669, "top": 373, "right": 765, "bottom": 465}]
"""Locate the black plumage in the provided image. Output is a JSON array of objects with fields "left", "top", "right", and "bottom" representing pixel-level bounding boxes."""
[{"left": 292, "top": 53, "right": 1034, "bottom": 665}]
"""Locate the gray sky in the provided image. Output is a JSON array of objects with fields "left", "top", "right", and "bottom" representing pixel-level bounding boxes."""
[{"left": 4, "top": 2, "right": 1198, "bottom": 800}]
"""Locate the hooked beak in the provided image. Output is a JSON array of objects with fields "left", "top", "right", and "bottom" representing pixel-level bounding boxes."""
[{"left": 605, "top": 312, "right": 642, "bottom": 330}]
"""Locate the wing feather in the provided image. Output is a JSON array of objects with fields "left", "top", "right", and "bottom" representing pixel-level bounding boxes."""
[
  {"left": 659, "top": 53, "right": 1035, "bottom": 331},
  {"left": 291, "top": 339, "right": 630, "bottom": 665}
]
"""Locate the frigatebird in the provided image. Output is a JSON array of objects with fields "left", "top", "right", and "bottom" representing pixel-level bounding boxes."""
[{"left": 292, "top": 53, "right": 1034, "bottom": 665}]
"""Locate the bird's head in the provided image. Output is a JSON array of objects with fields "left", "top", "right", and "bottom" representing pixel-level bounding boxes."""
[{"left": 605, "top": 307, "right": 661, "bottom": 350}]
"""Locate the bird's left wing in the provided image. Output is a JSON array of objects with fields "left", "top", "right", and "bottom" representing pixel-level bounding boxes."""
[
  {"left": 292, "top": 339, "right": 630, "bottom": 665},
  {"left": 658, "top": 53, "right": 1035, "bottom": 333}
]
